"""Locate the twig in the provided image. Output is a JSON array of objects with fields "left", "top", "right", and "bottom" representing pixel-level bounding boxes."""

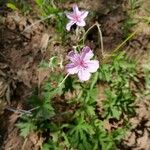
[
  {"left": 5, "top": 106, "right": 39, "bottom": 116},
  {"left": 5, "top": 107, "right": 31, "bottom": 114},
  {"left": 21, "top": 137, "right": 28, "bottom": 150},
  {"left": 28, "top": 106, "right": 39, "bottom": 112},
  {"left": 22, "top": 15, "right": 52, "bottom": 33}
]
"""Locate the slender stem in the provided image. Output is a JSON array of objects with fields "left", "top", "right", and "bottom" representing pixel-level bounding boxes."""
[
  {"left": 58, "top": 73, "right": 69, "bottom": 87},
  {"left": 90, "top": 72, "right": 99, "bottom": 90},
  {"left": 79, "top": 23, "right": 96, "bottom": 43},
  {"left": 21, "top": 138, "right": 28, "bottom": 150},
  {"left": 102, "top": 30, "right": 138, "bottom": 63},
  {"left": 22, "top": 15, "right": 52, "bottom": 33},
  {"left": 79, "top": 22, "right": 104, "bottom": 58},
  {"left": 112, "top": 30, "right": 138, "bottom": 54},
  {"left": 75, "top": 26, "right": 79, "bottom": 40},
  {"left": 5, "top": 107, "right": 31, "bottom": 114},
  {"left": 76, "top": 90, "right": 83, "bottom": 101},
  {"left": 5, "top": 106, "right": 39, "bottom": 115},
  {"left": 28, "top": 106, "right": 39, "bottom": 112},
  {"left": 51, "top": 0, "right": 56, "bottom": 9},
  {"left": 96, "top": 22, "right": 104, "bottom": 58}
]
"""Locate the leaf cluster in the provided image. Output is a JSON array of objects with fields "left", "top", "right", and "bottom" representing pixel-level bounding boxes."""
[
  {"left": 99, "top": 52, "right": 137, "bottom": 119},
  {"left": 16, "top": 53, "right": 136, "bottom": 149}
]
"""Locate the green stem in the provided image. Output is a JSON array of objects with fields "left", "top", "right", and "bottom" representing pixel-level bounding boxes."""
[
  {"left": 102, "top": 30, "right": 138, "bottom": 63},
  {"left": 96, "top": 23, "right": 104, "bottom": 57},
  {"left": 79, "top": 22, "right": 104, "bottom": 58},
  {"left": 90, "top": 72, "right": 99, "bottom": 90},
  {"left": 58, "top": 73, "right": 69, "bottom": 87}
]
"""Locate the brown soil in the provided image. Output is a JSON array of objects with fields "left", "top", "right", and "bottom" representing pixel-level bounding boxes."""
[{"left": 0, "top": 0, "right": 150, "bottom": 149}]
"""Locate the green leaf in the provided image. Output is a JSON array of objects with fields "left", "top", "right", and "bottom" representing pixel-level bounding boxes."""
[
  {"left": 7, "top": 3, "right": 18, "bottom": 10},
  {"left": 35, "top": 0, "right": 44, "bottom": 7},
  {"left": 16, "top": 121, "right": 37, "bottom": 138}
]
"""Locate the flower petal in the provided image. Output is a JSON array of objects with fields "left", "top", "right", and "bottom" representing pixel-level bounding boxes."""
[
  {"left": 68, "top": 50, "right": 76, "bottom": 57},
  {"left": 66, "top": 63, "right": 78, "bottom": 74},
  {"left": 81, "top": 46, "right": 94, "bottom": 60},
  {"left": 76, "top": 20, "right": 86, "bottom": 27},
  {"left": 73, "top": 5, "right": 80, "bottom": 15},
  {"left": 86, "top": 60, "right": 99, "bottom": 73},
  {"left": 78, "top": 69, "right": 91, "bottom": 81},
  {"left": 67, "top": 51, "right": 80, "bottom": 63},
  {"left": 66, "top": 21, "right": 74, "bottom": 31},
  {"left": 66, "top": 12, "right": 74, "bottom": 20},
  {"left": 80, "top": 11, "right": 89, "bottom": 19}
]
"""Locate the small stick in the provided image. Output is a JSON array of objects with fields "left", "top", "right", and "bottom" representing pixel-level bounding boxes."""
[
  {"left": 58, "top": 73, "right": 69, "bottom": 87},
  {"left": 22, "top": 15, "right": 52, "bottom": 33},
  {"left": 5, "top": 107, "right": 31, "bottom": 114},
  {"left": 5, "top": 106, "right": 39, "bottom": 116},
  {"left": 21, "top": 137, "right": 28, "bottom": 150}
]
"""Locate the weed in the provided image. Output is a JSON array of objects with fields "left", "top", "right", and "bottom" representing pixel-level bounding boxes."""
[
  {"left": 6, "top": 0, "right": 31, "bottom": 14},
  {"left": 129, "top": 0, "right": 140, "bottom": 13},
  {"left": 122, "top": 0, "right": 140, "bottom": 37},
  {"left": 15, "top": 4, "right": 140, "bottom": 150},
  {"left": 99, "top": 52, "right": 137, "bottom": 119},
  {"left": 142, "top": 64, "right": 150, "bottom": 95},
  {"left": 16, "top": 51, "right": 137, "bottom": 149},
  {"left": 35, "top": 0, "right": 67, "bottom": 43},
  {"left": 139, "top": 16, "right": 150, "bottom": 25}
]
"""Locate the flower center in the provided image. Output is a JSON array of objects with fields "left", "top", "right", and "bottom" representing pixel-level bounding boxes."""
[
  {"left": 78, "top": 59, "right": 87, "bottom": 69},
  {"left": 73, "top": 14, "right": 80, "bottom": 22}
]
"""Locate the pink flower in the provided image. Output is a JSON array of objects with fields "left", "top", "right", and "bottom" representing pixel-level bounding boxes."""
[
  {"left": 66, "top": 5, "right": 88, "bottom": 31},
  {"left": 66, "top": 46, "right": 99, "bottom": 81}
]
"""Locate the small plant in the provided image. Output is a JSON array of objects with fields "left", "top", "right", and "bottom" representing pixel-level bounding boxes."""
[
  {"left": 17, "top": 51, "right": 137, "bottom": 149},
  {"left": 35, "top": 0, "right": 59, "bottom": 16},
  {"left": 6, "top": 0, "right": 31, "bottom": 14},
  {"left": 129, "top": 0, "right": 140, "bottom": 12},
  {"left": 99, "top": 52, "right": 137, "bottom": 119},
  {"left": 15, "top": 4, "right": 139, "bottom": 150}
]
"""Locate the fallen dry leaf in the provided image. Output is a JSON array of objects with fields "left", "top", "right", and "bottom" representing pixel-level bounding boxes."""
[{"left": 40, "top": 33, "right": 50, "bottom": 52}]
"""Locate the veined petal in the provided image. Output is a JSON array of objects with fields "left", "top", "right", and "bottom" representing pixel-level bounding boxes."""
[
  {"left": 67, "top": 51, "right": 76, "bottom": 58},
  {"left": 66, "top": 12, "right": 74, "bottom": 20},
  {"left": 86, "top": 60, "right": 99, "bottom": 73},
  {"left": 66, "top": 63, "right": 78, "bottom": 74},
  {"left": 78, "top": 69, "right": 91, "bottom": 81},
  {"left": 66, "top": 21, "right": 75, "bottom": 31},
  {"left": 81, "top": 46, "right": 94, "bottom": 60},
  {"left": 67, "top": 51, "right": 80, "bottom": 63},
  {"left": 80, "top": 11, "right": 89, "bottom": 19},
  {"left": 76, "top": 20, "right": 86, "bottom": 27},
  {"left": 73, "top": 4, "right": 80, "bottom": 16}
]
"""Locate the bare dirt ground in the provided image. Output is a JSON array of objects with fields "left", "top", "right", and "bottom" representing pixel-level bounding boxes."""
[{"left": 0, "top": 0, "right": 150, "bottom": 149}]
